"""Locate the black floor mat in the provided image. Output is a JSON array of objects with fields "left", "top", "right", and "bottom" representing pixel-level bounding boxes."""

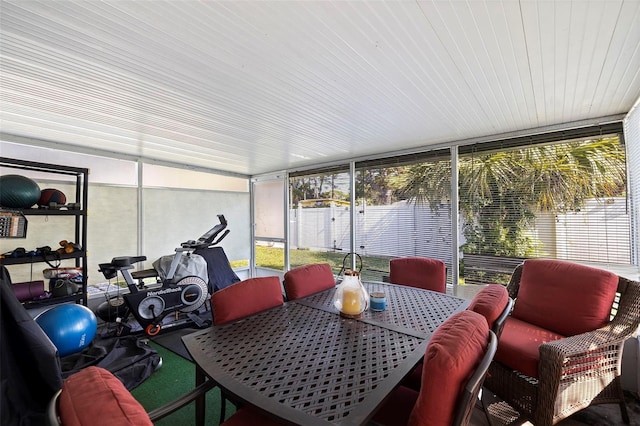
[
  {"left": 148, "top": 309, "right": 212, "bottom": 361},
  {"left": 150, "top": 326, "right": 203, "bottom": 361}
]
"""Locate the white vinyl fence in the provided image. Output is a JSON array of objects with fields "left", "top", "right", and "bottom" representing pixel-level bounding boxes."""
[{"left": 289, "top": 198, "right": 631, "bottom": 265}]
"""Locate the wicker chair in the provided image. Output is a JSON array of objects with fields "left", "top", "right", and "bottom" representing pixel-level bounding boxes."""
[{"left": 484, "top": 261, "right": 640, "bottom": 426}]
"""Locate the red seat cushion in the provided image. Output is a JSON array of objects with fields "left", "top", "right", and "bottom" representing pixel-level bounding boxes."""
[
  {"left": 58, "top": 366, "right": 152, "bottom": 426},
  {"left": 389, "top": 257, "right": 446, "bottom": 293},
  {"left": 212, "top": 276, "right": 284, "bottom": 325},
  {"left": 283, "top": 263, "right": 335, "bottom": 300},
  {"left": 467, "top": 284, "right": 510, "bottom": 331},
  {"left": 511, "top": 259, "right": 618, "bottom": 336},
  {"left": 494, "top": 317, "right": 565, "bottom": 378},
  {"left": 408, "top": 310, "right": 490, "bottom": 426}
]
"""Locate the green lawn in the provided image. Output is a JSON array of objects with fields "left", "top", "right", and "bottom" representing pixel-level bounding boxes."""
[
  {"left": 249, "top": 247, "right": 476, "bottom": 285},
  {"left": 253, "top": 246, "right": 392, "bottom": 282}
]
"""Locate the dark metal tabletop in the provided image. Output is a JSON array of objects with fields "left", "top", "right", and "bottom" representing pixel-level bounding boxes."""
[
  {"left": 300, "top": 282, "right": 470, "bottom": 339},
  {"left": 182, "top": 282, "right": 468, "bottom": 425}
]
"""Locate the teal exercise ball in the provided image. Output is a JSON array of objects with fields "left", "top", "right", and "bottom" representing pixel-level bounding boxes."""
[
  {"left": 35, "top": 304, "right": 98, "bottom": 357},
  {"left": 0, "top": 174, "right": 41, "bottom": 208}
]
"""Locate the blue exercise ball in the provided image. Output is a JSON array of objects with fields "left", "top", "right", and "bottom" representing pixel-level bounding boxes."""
[
  {"left": 35, "top": 304, "right": 98, "bottom": 357},
  {"left": 0, "top": 174, "right": 41, "bottom": 208}
]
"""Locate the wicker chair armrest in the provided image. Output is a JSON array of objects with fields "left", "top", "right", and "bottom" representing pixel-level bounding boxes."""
[
  {"left": 537, "top": 315, "right": 638, "bottom": 384},
  {"left": 534, "top": 322, "right": 633, "bottom": 421},
  {"left": 505, "top": 263, "right": 524, "bottom": 300},
  {"left": 541, "top": 328, "right": 619, "bottom": 362}
]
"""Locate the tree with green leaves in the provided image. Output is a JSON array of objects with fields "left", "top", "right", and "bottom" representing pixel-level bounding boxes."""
[
  {"left": 290, "top": 173, "right": 350, "bottom": 207},
  {"left": 356, "top": 168, "right": 405, "bottom": 205},
  {"left": 400, "top": 137, "right": 626, "bottom": 257}
]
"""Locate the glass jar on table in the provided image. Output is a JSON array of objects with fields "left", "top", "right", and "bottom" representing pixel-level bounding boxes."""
[{"left": 334, "top": 269, "right": 369, "bottom": 318}]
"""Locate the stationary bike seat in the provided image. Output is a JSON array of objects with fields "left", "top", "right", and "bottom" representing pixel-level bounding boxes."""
[{"left": 111, "top": 256, "right": 147, "bottom": 267}]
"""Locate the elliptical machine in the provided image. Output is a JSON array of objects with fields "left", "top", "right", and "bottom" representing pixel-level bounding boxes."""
[{"left": 98, "top": 215, "right": 232, "bottom": 336}]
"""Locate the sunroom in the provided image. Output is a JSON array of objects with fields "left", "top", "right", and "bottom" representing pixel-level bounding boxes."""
[{"left": 1, "top": 1, "right": 639, "bottom": 425}]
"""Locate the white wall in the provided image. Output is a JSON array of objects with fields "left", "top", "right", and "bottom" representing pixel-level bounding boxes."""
[
  {"left": 1, "top": 142, "right": 251, "bottom": 290},
  {"left": 142, "top": 187, "right": 250, "bottom": 271}
]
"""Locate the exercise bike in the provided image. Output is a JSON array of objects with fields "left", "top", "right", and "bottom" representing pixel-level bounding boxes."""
[{"left": 98, "top": 215, "right": 232, "bottom": 336}]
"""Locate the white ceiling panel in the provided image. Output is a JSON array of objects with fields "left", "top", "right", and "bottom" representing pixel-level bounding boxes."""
[{"left": 1, "top": 0, "right": 639, "bottom": 176}]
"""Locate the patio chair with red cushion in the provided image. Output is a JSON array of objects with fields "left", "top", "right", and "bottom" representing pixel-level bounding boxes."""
[
  {"left": 403, "top": 283, "right": 512, "bottom": 391},
  {"left": 467, "top": 283, "right": 513, "bottom": 337},
  {"left": 49, "top": 364, "right": 215, "bottom": 426},
  {"left": 50, "top": 366, "right": 177, "bottom": 426},
  {"left": 373, "top": 310, "right": 497, "bottom": 426},
  {"left": 389, "top": 256, "right": 447, "bottom": 293},
  {"left": 483, "top": 259, "right": 640, "bottom": 426},
  {"left": 211, "top": 276, "right": 285, "bottom": 422},
  {"left": 283, "top": 263, "right": 335, "bottom": 301},
  {"left": 211, "top": 276, "right": 284, "bottom": 325},
  {"left": 1, "top": 264, "right": 214, "bottom": 426}
]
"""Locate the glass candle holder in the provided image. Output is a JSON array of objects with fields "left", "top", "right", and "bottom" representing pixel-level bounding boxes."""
[{"left": 333, "top": 270, "right": 368, "bottom": 318}]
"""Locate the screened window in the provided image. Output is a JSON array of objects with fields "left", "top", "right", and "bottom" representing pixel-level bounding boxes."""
[
  {"left": 280, "top": 123, "right": 632, "bottom": 289},
  {"left": 253, "top": 178, "right": 285, "bottom": 271},
  {"left": 458, "top": 124, "right": 629, "bottom": 285},
  {"left": 288, "top": 166, "right": 352, "bottom": 274},
  {"left": 624, "top": 107, "right": 640, "bottom": 265},
  {"left": 354, "top": 150, "right": 453, "bottom": 283}
]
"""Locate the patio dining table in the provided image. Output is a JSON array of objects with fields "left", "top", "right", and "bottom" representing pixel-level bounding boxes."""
[{"left": 182, "top": 281, "right": 469, "bottom": 426}]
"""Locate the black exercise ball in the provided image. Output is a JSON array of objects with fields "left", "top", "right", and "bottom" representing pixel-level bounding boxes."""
[{"left": 95, "top": 296, "right": 128, "bottom": 322}]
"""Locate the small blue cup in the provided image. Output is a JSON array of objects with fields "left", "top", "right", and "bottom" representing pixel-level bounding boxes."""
[{"left": 370, "top": 291, "right": 386, "bottom": 311}]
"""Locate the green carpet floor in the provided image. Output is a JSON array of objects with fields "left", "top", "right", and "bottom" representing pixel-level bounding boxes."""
[{"left": 131, "top": 342, "right": 235, "bottom": 425}]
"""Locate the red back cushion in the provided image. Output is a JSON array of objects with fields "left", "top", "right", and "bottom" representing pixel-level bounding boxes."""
[
  {"left": 283, "top": 263, "right": 335, "bottom": 300},
  {"left": 467, "top": 284, "right": 509, "bottom": 330},
  {"left": 408, "top": 310, "right": 490, "bottom": 426},
  {"left": 59, "top": 366, "right": 152, "bottom": 426},
  {"left": 389, "top": 257, "right": 446, "bottom": 293},
  {"left": 212, "top": 276, "right": 284, "bottom": 325},
  {"left": 511, "top": 259, "right": 618, "bottom": 336}
]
